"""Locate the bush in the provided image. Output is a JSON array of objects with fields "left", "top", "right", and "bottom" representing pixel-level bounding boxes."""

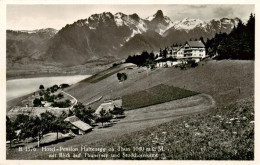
[
  {"left": 110, "top": 106, "right": 125, "bottom": 117},
  {"left": 60, "top": 83, "right": 70, "bottom": 89},
  {"left": 51, "top": 99, "right": 71, "bottom": 108},
  {"left": 180, "top": 64, "right": 187, "bottom": 70},
  {"left": 112, "top": 63, "right": 118, "bottom": 67},
  {"left": 117, "top": 73, "right": 127, "bottom": 82},
  {"left": 39, "top": 85, "right": 44, "bottom": 90},
  {"left": 96, "top": 109, "right": 113, "bottom": 127},
  {"left": 187, "top": 60, "right": 198, "bottom": 68},
  {"left": 33, "top": 98, "right": 42, "bottom": 107},
  {"left": 57, "top": 93, "right": 64, "bottom": 99}
]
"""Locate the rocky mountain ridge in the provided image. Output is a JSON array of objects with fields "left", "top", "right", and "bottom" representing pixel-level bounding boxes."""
[{"left": 7, "top": 10, "right": 240, "bottom": 67}]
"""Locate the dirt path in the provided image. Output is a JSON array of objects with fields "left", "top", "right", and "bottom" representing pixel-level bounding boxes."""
[
  {"left": 7, "top": 93, "right": 215, "bottom": 160},
  {"left": 61, "top": 91, "right": 77, "bottom": 110}
]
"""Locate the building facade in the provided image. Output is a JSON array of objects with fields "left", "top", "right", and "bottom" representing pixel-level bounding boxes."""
[{"left": 183, "top": 41, "right": 206, "bottom": 62}]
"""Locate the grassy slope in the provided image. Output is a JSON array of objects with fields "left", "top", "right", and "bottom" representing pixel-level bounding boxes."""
[
  {"left": 77, "top": 96, "right": 254, "bottom": 160},
  {"left": 7, "top": 60, "right": 254, "bottom": 160},
  {"left": 66, "top": 60, "right": 254, "bottom": 109}
]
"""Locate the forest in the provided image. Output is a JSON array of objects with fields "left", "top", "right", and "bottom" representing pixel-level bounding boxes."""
[{"left": 205, "top": 13, "right": 255, "bottom": 60}]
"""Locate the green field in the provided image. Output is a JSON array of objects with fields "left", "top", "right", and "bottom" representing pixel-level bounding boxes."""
[{"left": 122, "top": 84, "right": 199, "bottom": 110}]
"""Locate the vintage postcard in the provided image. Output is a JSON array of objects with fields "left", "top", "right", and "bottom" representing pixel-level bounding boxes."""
[{"left": 0, "top": 0, "right": 258, "bottom": 164}]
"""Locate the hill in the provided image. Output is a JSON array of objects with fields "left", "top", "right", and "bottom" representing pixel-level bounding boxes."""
[
  {"left": 74, "top": 96, "right": 254, "bottom": 160},
  {"left": 64, "top": 59, "right": 253, "bottom": 109},
  {"left": 6, "top": 60, "right": 254, "bottom": 160}
]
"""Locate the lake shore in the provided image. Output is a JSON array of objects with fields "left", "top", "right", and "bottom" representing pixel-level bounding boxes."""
[
  {"left": 6, "top": 72, "right": 91, "bottom": 81},
  {"left": 6, "top": 74, "right": 92, "bottom": 111}
]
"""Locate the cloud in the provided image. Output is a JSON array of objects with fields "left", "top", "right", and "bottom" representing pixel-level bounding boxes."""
[{"left": 213, "top": 7, "right": 234, "bottom": 18}]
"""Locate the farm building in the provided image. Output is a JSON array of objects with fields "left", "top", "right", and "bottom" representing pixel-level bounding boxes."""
[
  {"left": 95, "top": 99, "right": 122, "bottom": 115},
  {"left": 64, "top": 116, "right": 92, "bottom": 135}
]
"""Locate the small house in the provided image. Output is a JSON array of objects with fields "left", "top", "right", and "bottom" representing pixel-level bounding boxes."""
[
  {"left": 64, "top": 116, "right": 92, "bottom": 135},
  {"left": 95, "top": 99, "right": 122, "bottom": 115}
]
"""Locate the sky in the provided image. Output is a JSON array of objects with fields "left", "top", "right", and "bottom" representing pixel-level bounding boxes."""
[{"left": 7, "top": 4, "right": 255, "bottom": 30}]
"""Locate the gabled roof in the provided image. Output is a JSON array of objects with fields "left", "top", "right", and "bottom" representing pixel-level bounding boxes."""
[
  {"left": 186, "top": 41, "right": 205, "bottom": 48},
  {"left": 64, "top": 115, "right": 92, "bottom": 131},
  {"left": 64, "top": 115, "right": 79, "bottom": 122},
  {"left": 71, "top": 120, "right": 92, "bottom": 131}
]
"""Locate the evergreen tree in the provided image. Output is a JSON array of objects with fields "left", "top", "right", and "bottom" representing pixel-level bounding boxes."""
[{"left": 205, "top": 14, "right": 254, "bottom": 60}]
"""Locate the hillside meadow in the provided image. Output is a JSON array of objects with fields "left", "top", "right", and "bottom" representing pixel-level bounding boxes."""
[
  {"left": 66, "top": 96, "right": 254, "bottom": 160},
  {"left": 65, "top": 59, "right": 254, "bottom": 109},
  {"left": 6, "top": 59, "right": 254, "bottom": 160}
]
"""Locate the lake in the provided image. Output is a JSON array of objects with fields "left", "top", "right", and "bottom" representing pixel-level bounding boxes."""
[{"left": 6, "top": 75, "right": 91, "bottom": 101}]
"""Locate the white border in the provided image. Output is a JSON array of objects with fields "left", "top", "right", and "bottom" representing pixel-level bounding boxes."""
[{"left": 0, "top": 0, "right": 259, "bottom": 165}]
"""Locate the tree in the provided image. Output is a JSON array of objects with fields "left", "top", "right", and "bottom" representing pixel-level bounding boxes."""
[
  {"left": 117, "top": 73, "right": 127, "bottom": 82},
  {"left": 68, "top": 110, "right": 74, "bottom": 116},
  {"left": 110, "top": 106, "right": 124, "bottom": 118},
  {"left": 51, "top": 100, "right": 70, "bottom": 108},
  {"left": 121, "top": 73, "right": 127, "bottom": 81},
  {"left": 40, "top": 112, "right": 56, "bottom": 135},
  {"left": 159, "top": 48, "right": 162, "bottom": 57},
  {"left": 31, "top": 116, "right": 43, "bottom": 147},
  {"left": 74, "top": 102, "right": 96, "bottom": 124},
  {"left": 162, "top": 48, "right": 167, "bottom": 58},
  {"left": 117, "top": 73, "right": 122, "bottom": 81},
  {"left": 187, "top": 59, "right": 198, "bottom": 68},
  {"left": 52, "top": 112, "right": 68, "bottom": 142},
  {"left": 112, "top": 63, "right": 118, "bottom": 67},
  {"left": 6, "top": 116, "right": 16, "bottom": 148},
  {"left": 39, "top": 85, "right": 44, "bottom": 90},
  {"left": 206, "top": 13, "right": 255, "bottom": 60},
  {"left": 200, "top": 36, "right": 205, "bottom": 45},
  {"left": 33, "top": 98, "right": 42, "bottom": 107},
  {"left": 97, "top": 109, "right": 113, "bottom": 127},
  {"left": 60, "top": 83, "right": 70, "bottom": 89},
  {"left": 20, "top": 116, "right": 34, "bottom": 142},
  {"left": 57, "top": 93, "right": 64, "bottom": 99}
]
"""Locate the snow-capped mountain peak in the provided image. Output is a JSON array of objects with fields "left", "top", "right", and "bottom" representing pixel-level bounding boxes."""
[
  {"left": 173, "top": 18, "right": 207, "bottom": 31},
  {"left": 154, "top": 10, "right": 164, "bottom": 19},
  {"left": 17, "top": 28, "right": 58, "bottom": 35},
  {"left": 71, "top": 10, "right": 240, "bottom": 38},
  {"left": 145, "top": 10, "right": 167, "bottom": 21}
]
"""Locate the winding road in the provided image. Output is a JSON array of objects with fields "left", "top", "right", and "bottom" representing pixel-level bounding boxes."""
[{"left": 61, "top": 90, "right": 77, "bottom": 110}]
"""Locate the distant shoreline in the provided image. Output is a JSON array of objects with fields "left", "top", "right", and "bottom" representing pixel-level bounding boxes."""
[
  {"left": 6, "top": 72, "right": 92, "bottom": 81},
  {"left": 6, "top": 74, "right": 92, "bottom": 111}
]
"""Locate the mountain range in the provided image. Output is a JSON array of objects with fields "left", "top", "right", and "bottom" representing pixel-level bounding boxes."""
[{"left": 7, "top": 10, "right": 240, "bottom": 67}]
